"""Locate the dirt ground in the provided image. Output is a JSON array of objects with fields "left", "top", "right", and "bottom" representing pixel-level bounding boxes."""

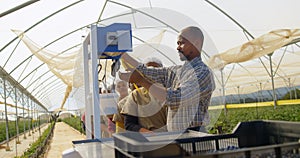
[{"left": 45, "top": 122, "right": 86, "bottom": 158}]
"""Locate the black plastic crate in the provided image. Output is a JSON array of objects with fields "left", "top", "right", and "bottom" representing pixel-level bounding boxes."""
[
  {"left": 232, "top": 120, "right": 300, "bottom": 147},
  {"left": 113, "top": 120, "right": 300, "bottom": 158}
]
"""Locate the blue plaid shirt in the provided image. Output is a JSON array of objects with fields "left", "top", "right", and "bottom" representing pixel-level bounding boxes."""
[{"left": 137, "top": 56, "right": 215, "bottom": 131}]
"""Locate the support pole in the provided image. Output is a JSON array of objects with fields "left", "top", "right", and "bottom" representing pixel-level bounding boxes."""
[
  {"left": 268, "top": 53, "right": 277, "bottom": 108},
  {"left": 83, "top": 33, "right": 93, "bottom": 139},
  {"left": 237, "top": 86, "right": 240, "bottom": 104},
  {"left": 22, "top": 93, "right": 27, "bottom": 139},
  {"left": 3, "top": 78, "right": 11, "bottom": 151},
  {"left": 14, "top": 87, "right": 20, "bottom": 144},
  {"left": 31, "top": 101, "right": 34, "bottom": 134},
  {"left": 220, "top": 68, "right": 227, "bottom": 114},
  {"left": 27, "top": 97, "right": 31, "bottom": 136},
  {"left": 90, "top": 25, "right": 101, "bottom": 139},
  {"left": 294, "top": 87, "right": 298, "bottom": 99},
  {"left": 288, "top": 78, "right": 292, "bottom": 99},
  {"left": 259, "top": 82, "right": 263, "bottom": 102},
  {"left": 38, "top": 115, "right": 41, "bottom": 137}
]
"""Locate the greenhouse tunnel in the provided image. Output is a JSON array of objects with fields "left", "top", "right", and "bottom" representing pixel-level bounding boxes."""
[{"left": 0, "top": 0, "right": 299, "bottom": 157}]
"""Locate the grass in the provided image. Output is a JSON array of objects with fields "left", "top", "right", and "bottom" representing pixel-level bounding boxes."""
[{"left": 208, "top": 104, "right": 300, "bottom": 134}]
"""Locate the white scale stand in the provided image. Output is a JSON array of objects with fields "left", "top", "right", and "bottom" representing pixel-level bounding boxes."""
[{"left": 63, "top": 23, "right": 132, "bottom": 158}]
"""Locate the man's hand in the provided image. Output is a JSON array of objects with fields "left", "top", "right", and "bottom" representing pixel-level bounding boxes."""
[
  {"left": 139, "top": 128, "right": 153, "bottom": 133},
  {"left": 119, "top": 68, "right": 167, "bottom": 103},
  {"left": 118, "top": 68, "right": 144, "bottom": 85}
]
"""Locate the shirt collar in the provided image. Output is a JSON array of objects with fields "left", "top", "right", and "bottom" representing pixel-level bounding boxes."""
[{"left": 184, "top": 56, "right": 202, "bottom": 67}]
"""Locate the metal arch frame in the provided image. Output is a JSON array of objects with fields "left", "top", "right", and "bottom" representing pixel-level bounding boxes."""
[
  {"left": 83, "top": 1, "right": 183, "bottom": 139},
  {"left": 0, "top": 1, "right": 84, "bottom": 112},
  {"left": 38, "top": 87, "right": 66, "bottom": 108},
  {"left": 30, "top": 74, "right": 58, "bottom": 95},
  {"left": 1, "top": 0, "right": 298, "bottom": 113},
  {"left": 0, "top": 0, "right": 83, "bottom": 53},
  {"left": 101, "top": 0, "right": 216, "bottom": 62},
  {"left": 4, "top": 1, "right": 188, "bottom": 112},
  {"left": 103, "top": 0, "right": 261, "bottom": 113},
  {"left": 0, "top": 69, "right": 45, "bottom": 149},
  {"left": 18, "top": 45, "right": 81, "bottom": 97},
  {"left": 0, "top": 67, "right": 46, "bottom": 111},
  {"left": 39, "top": 84, "right": 66, "bottom": 101},
  {"left": 25, "top": 69, "right": 51, "bottom": 90},
  {"left": 0, "top": 0, "right": 40, "bottom": 18},
  {"left": 7, "top": 27, "right": 92, "bottom": 109},
  {"left": 0, "top": 0, "right": 216, "bottom": 113},
  {"left": 35, "top": 79, "right": 65, "bottom": 100},
  {"left": 14, "top": 44, "right": 82, "bottom": 109},
  {"left": 204, "top": 0, "right": 274, "bottom": 110},
  {"left": 106, "top": 0, "right": 180, "bottom": 32},
  {"left": 15, "top": 44, "right": 82, "bottom": 86},
  {"left": 0, "top": 0, "right": 222, "bottom": 116},
  {"left": 204, "top": 0, "right": 300, "bottom": 108}
]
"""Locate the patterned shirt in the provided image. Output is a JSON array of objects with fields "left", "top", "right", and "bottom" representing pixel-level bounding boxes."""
[{"left": 137, "top": 56, "right": 215, "bottom": 131}]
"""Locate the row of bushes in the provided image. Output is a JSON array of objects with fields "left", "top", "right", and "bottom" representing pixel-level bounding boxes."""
[
  {"left": 208, "top": 104, "right": 300, "bottom": 134},
  {"left": 9, "top": 104, "right": 297, "bottom": 157},
  {"left": 17, "top": 121, "right": 55, "bottom": 158},
  {"left": 60, "top": 117, "right": 85, "bottom": 134},
  {"left": 0, "top": 119, "right": 48, "bottom": 143},
  {"left": 60, "top": 104, "right": 300, "bottom": 136}
]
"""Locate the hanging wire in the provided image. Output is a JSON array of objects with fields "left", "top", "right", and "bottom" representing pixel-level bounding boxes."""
[
  {"left": 103, "top": 59, "right": 108, "bottom": 89},
  {"left": 97, "top": 58, "right": 105, "bottom": 83}
]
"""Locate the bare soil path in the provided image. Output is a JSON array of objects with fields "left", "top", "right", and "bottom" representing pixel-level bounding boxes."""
[{"left": 45, "top": 122, "right": 85, "bottom": 158}]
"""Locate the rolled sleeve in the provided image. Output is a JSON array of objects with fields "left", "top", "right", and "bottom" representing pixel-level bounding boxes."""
[{"left": 137, "top": 64, "right": 173, "bottom": 87}]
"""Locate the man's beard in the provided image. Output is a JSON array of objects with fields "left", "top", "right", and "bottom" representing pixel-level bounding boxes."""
[{"left": 179, "top": 51, "right": 187, "bottom": 61}]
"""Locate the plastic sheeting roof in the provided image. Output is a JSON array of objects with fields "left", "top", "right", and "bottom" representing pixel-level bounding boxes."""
[{"left": 0, "top": 0, "right": 299, "bottom": 112}]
